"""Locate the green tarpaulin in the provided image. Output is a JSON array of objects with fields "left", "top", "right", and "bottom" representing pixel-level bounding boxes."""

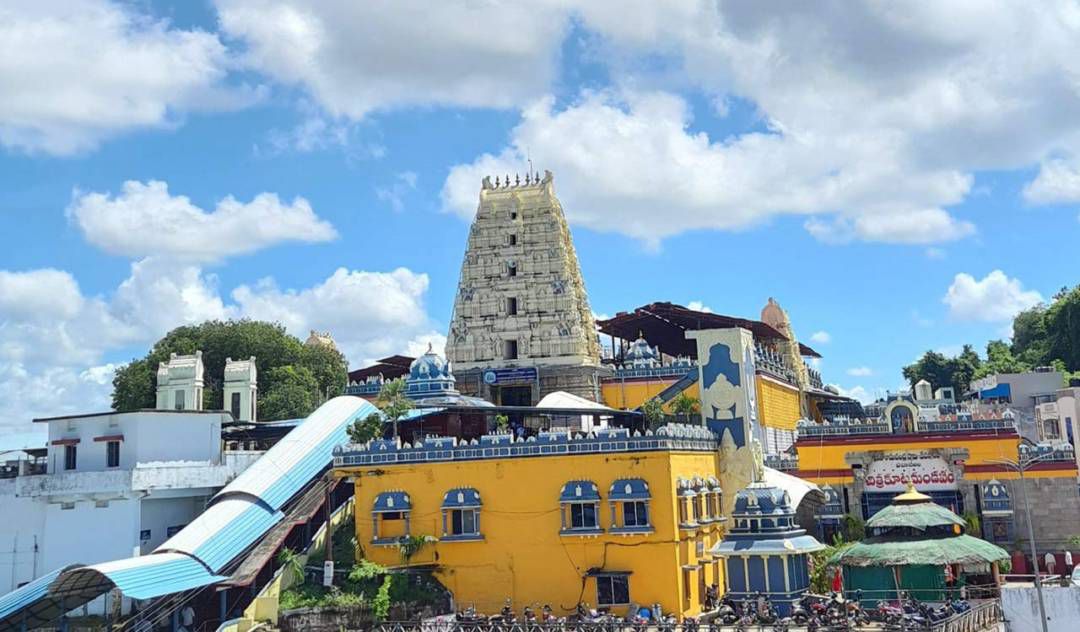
[{"left": 831, "top": 534, "right": 1008, "bottom": 567}]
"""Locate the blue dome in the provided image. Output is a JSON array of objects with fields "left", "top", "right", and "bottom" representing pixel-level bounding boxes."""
[
  {"left": 406, "top": 344, "right": 459, "bottom": 399},
  {"left": 625, "top": 334, "right": 659, "bottom": 367},
  {"left": 732, "top": 483, "right": 793, "bottom": 517}
]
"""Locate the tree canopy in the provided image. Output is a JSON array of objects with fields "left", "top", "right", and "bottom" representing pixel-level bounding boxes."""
[
  {"left": 902, "top": 283, "right": 1080, "bottom": 392},
  {"left": 112, "top": 320, "right": 347, "bottom": 421}
]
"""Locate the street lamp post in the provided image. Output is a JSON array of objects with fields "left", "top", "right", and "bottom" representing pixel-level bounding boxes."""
[{"left": 988, "top": 449, "right": 1055, "bottom": 632}]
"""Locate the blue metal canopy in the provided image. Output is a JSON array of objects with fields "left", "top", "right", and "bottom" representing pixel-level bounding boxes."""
[
  {"left": 442, "top": 487, "right": 482, "bottom": 508},
  {"left": 609, "top": 478, "right": 650, "bottom": 501},
  {"left": 560, "top": 480, "right": 600, "bottom": 502},
  {"left": 373, "top": 491, "right": 411, "bottom": 512}
]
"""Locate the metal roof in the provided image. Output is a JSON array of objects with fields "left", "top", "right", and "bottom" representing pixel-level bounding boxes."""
[
  {"left": 49, "top": 553, "right": 226, "bottom": 603},
  {"left": 0, "top": 565, "right": 75, "bottom": 631}
]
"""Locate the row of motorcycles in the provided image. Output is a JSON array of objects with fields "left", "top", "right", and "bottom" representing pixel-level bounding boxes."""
[{"left": 456, "top": 592, "right": 972, "bottom": 630}]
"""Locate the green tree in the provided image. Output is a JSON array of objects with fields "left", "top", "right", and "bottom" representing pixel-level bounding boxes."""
[
  {"left": 640, "top": 398, "right": 665, "bottom": 428},
  {"left": 669, "top": 393, "right": 701, "bottom": 421},
  {"left": 974, "top": 340, "right": 1031, "bottom": 379},
  {"left": 493, "top": 414, "right": 510, "bottom": 432},
  {"left": 349, "top": 379, "right": 413, "bottom": 441},
  {"left": 1046, "top": 285, "right": 1080, "bottom": 371},
  {"left": 111, "top": 320, "right": 347, "bottom": 420},
  {"left": 259, "top": 365, "right": 320, "bottom": 421},
  {"left": 277, "top": 548, "right": 306, "bottom": 587}
]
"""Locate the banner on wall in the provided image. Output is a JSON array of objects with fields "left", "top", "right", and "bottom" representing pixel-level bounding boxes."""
[
  {"left": 864, "top": 455, "right": 957, "bottom": 492},
  {"left": 686, "top": 327, "right": 761, "bottom": 448}
]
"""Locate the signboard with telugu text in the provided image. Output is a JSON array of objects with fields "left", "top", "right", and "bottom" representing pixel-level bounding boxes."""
[{"left": 864, "top": 455, "right": 957, "bottom": 492}]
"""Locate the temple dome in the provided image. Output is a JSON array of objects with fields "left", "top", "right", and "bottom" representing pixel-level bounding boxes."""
[
  {"left": 624, "top": 334, "right": 660, "bottom": 368},
  {"left": 406, "top": 344, "right": 458, "bottom": 399}
]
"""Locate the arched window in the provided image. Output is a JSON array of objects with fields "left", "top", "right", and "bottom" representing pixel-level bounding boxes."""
[
  {"left": 609, "top": 478, "right": 652, "bottom": 534},
  {"left": 442, "top": 488, "right": 482, "bottom": 540},
  {"left": 560, "top": 480, "right": 601, "bottom": 534},
  {"left": 677, "top": 478, "right": 697, "bottom": 529},
  {"left": 703, "top": 476, "right": 723, "bottom": 523},
  {"left": 372, "top": 491, "right": 411, "bottom": 545}
]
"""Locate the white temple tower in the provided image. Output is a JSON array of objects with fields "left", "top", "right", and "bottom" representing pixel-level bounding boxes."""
[
  {"left": 155, "top": 351, "right": 205, "bottom": 411},
  {"left": 224, "top": 356, "right": 258, "bottom": 422},
  {"left": 446, "top": 171, "right": 607, "bottom": 404}
]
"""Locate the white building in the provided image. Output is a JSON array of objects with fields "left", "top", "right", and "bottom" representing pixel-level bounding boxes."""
[{"left": 0, "top": 353, "right": 263, "bottom": 597}]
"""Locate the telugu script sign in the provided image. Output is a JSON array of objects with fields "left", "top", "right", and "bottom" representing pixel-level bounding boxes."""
[{"left": 864, "top": 456, "right": 957, "bottom": 492}]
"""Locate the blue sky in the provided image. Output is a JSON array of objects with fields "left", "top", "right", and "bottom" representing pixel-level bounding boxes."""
[{"left": 2, "top": 1, "right": 1079, "bottom": 441}]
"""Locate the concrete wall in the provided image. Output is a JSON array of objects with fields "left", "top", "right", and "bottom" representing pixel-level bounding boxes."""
[
  {"left": 1008, "top": 476, "right": 1080, "bottom": 551},
  {"left": 139, "top": 496, "right": 206, "bottom": 554},
  {"left": 1002, "top": 584, "right": 1080, "bottom": 632},
  {"left": 44, "top": 411, "right": 225, "bottom": 474},
  {"left": 42, "top": 498, "right": 140, "bottom": 572},
  {"left": 0, "top": 484, "right": 46, "bottom": 592}
]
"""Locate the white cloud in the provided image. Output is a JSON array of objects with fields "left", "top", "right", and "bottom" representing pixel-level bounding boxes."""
[
  {"left": 0, "top": 0, "right": 247, "bottom": 155},
  {"left": 809, "top": 331, "right": 831, "bottom": 344},
  {"left": 215, "top": 0, "right": 568, "bottom": 119},
  {"left": 847, "top": 366, "right": 874, "bottom": 377},
  {"left": 925, "top": 247, "right": 947, "bottom": 260},
  {"left": 831, "top": 384, "right": 874, "bottom": 405},
  {"left": 375, "top": 172, "right": 418, "bottom": 213},
  {"left": 943, "top": 270, "right": 1043, "bottom": 323},
  {"left": 0, "top": 261, "right": 443, "bottom": 432},
  {"left": 68, "top": 180, "right": 337, "bottom": 262},
  {"left": 232, "top": 267, "right": 440, "bottom": 367},
  {"left": 443, "top": 90, "right": 974, "bottom": 247},
  {"left": 1024, "top": 159, "right": 1080, "bottom": 205},
  {"left": 686, "top": 301, "right": 713, "bottom": 313}
]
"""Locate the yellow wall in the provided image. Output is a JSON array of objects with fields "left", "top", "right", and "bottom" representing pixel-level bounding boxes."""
[
  {"left": 756, "top": 378, "right": 801, "bottom": 431},
  {"left": 795, "top": 434, "right": 1022, "bottom": 473},
  {"left": 601, "top": 375, "right": 801, "bottom": 431},
  {"left": 341, "top": 450, "right": 727, "bottom": 618}
]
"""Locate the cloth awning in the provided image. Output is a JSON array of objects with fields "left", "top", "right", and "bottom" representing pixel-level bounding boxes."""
[
  {"left": 442, "top": 488, "right": 481, "bottom": 509},
  {"left": 373, "top": 491, "right": 411, "bottom": 513},
  {"left": 560, "top": 480, "right": 600, "bottom": 502},
  {"left": 831, "top": 534, "right": 1009, "bottom": 567},
  {"left": 609, "top": 478, "right": 650, "bottom": 501}
]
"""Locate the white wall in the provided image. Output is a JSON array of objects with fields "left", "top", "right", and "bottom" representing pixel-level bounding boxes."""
[
  {"left": 0, "top": 483, "right": 47, "bottom": 593},
  {"left": 1002, "top": 585, "right": 1080, "bottom": 632},
  {"left": 138, "top": 496, "right": 206, "bottom": 554},
  {"left": 44, "top": 411, "right": 225, "bottom": 474},
  {"left": 41, "top": 498, "right": 140, "bottom": 572}
]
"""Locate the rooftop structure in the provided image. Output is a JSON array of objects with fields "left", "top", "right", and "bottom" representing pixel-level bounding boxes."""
[
  {"left": 711, "top": 482, "right": 824, "bottom": 614},
  {"left": 155, "top": 351, "right": 204, "bottom": 411}
]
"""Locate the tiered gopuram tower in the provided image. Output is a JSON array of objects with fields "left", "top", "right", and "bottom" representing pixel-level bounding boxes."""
[{"left": 446, "top": 171, "right": 607, "bottom": 404}]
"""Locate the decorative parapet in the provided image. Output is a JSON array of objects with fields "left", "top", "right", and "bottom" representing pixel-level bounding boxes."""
[
  {"left": 333, "top": 424, "right": 719, "bottom": 467},
  {"left": 755, "top": 343, "right": 797, "bottom": 384},
  {"left": 344, "top": 382, "right": 382, "bottom": 396},
  {"left": 609, "top": 364, "right": 695, "bottom": 380},
  {"left": 797, "top": 418, "right": 891, "bottom": 438},
  {"left": 796, "top": 416, "right": 1018, "bottom": 439},
  {"left": 763, "top": 453, "right": 800, "bottom": 471}
]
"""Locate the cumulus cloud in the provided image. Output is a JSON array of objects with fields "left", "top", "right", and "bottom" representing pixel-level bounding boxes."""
[
  {"left": 809, "top": 331, "right": 831, "bottom": 344},
  {"left": 0, "top": 0, "right": 247, "bottom": 154},
  {"left": 233, "top": 266, "right": 441, "bottom": 365},
  {"left": 943, "top": 270, "right": 1043, "bottom": 323},
  {"left": 431, "top": 2, "right": 1080, "bottom": 246},
  {"left": 832, "top": 384, "right": 874, "bottom": 405},
  {"left": 0, "top": 261, "right": 443, "bottom": 432},
  {"left": 847, "top": 366, "right": 874, "bottom": 377},
  {"left": 68, "top": 180, "right": 337, "bottom": 262},
  {"left": 686, "top": 301, "right": 713, "bottom": 313},
  {"left": 215, "top": 0, "right": 567, "bottom": 118},
  {"left": 443, "top": 90, "right": 974, "bottom": 247},
  {"left": 1024, "top": 159, "right": 1080, "bottom": 205}
]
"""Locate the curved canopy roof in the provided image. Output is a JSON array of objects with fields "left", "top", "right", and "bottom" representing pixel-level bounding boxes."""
[
  {"left": 832, "top": 534, "right": 1008, "bottom": 567},
  {"left": 866, "top": 501, "right": 967, "bottom": 531},
  {"left": 560, "top": 480, "right": 600, "bottom": 502}
]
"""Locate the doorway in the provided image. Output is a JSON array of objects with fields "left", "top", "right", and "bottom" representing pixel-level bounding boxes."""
[{"left": 497, "top": 385, "right": 533, "bottom": 407}]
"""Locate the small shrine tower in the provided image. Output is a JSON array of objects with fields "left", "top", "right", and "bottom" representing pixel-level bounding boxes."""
[
  {"left": 155, "top": 351, "right": 205, "bottom": 411},
  {"left": 711, "top": 483, "right": 824, "bottom": 615}
]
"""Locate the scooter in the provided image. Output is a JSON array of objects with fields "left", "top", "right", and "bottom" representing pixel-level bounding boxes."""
[{"left": 717, "top": 595, "right": 740, "bottom": 625}]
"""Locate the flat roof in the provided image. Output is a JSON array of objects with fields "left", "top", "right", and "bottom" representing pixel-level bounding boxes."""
[{"left": 33, "top": 408, "right": 232, "bottom": 423}]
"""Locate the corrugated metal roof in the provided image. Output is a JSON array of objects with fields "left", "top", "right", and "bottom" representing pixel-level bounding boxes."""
[
  {"left": 50, "top": 553, "right": 226, "bottom": 602},
  {"left": 212, "top": 397, "right": 374, "bottom": 510},
  {"left": 0, "top": 565, "right": 76, "bottom": 631}
]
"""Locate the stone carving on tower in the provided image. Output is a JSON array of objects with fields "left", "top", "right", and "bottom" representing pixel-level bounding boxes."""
[
  {"left": 447, "top": 171, "right": 601, "bottom": 370},
  {"left": 446, "top": 171, "right": 606, "bottom": 401}
]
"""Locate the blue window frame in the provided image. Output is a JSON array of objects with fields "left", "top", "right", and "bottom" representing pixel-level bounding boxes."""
[
  {"left": 560, "top": 480, "right": 601, "bottom": 534},
  {"left": 442, "top": 488, "right": 482, "bottom": 540},
  {"left": 609, "top": 478, "right": 652, "bottom": 533}
]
